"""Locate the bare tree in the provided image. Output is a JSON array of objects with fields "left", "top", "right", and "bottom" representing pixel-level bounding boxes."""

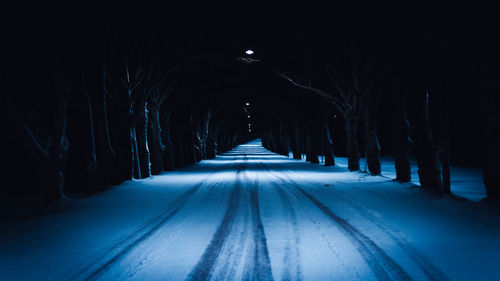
[
  {"left": 274, "top": 60, "right": 364, "bottom": 170},
  {"left": 414, "top": 91, "right": 443, "bottom": 191},
  {"left": 479, "top": 71, "right": 500, "bottom": 200},
  {"left": 275, "top": 47, "right": 383, "bottom": 174},
  {"left": 196, "top": 109, "right": 212, "bottom": 160},
  {"left": 323, "top": 119, "right": 335, "bottom": 166},
  {"left": 81, "top": 63, "right": 98, "bottom": 176},
  {"left": 147, "top": 85, "right": 171, "bottom": 174},
  {"left": 2, "top": 72, "right": 70, "bottom": 205},
  {"left": 116, "top": 54, "right": 145, "bottom": 179},
  {"left": 393, "top": 94, "right": 413, "bottom": 182},
  {"left": 99, "top": 62, "right": 117, "bottom": 183}
]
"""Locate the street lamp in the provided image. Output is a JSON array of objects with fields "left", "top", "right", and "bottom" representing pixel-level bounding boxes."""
[{"left": 237, "top": 49, "right": 260, "bottom": 64}]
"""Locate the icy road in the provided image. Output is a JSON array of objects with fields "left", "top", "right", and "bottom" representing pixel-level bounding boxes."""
[{"left": 1, "top": 140, "right": 499, "bottom": 281}]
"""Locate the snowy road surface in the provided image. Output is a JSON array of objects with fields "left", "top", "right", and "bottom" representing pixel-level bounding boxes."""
[{"left": 1, "top": 140, "right": 499, "bottom": 280}]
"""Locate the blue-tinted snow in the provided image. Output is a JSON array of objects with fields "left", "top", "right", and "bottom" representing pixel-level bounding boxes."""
[{"left": 0, "top": 139, "right": 498, "bottom": 281}]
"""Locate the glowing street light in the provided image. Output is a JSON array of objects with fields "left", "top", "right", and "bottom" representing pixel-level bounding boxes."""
[
  {"left": 247, "top": 115, "right": 250, "bottom": 118},
  {"left": 245, "top": 49, "right": 254, "bottom": 55},
  {"left": 245, "top": 102, "right": 250, "bottom": 106}
]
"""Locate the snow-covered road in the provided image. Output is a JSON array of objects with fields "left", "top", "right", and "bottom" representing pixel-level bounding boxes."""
[{"left": 1, "top": 140, "right": 499, "bottom": 281}]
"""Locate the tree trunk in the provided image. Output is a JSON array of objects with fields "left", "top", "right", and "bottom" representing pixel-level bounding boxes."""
[
  {"left": 291, "top": 126, "right": 302, "bottom": 159},
  {"left": 65, "top": 69, "right": 96, "bottom": 194},
  {"left": 199, "top": 131, "right": 206, "bottom": 160},
  {"left": 82, "top": 72, "right": 98, "bottom": 176},
  {"left": 277, "top": 122, "right": 289, "bottom": 156},
  {"left": 95, "top": 64, "right": 116, "bottom": 185},
  {"left": 217, "top": 134, "right": 225, "bottom": 153},
  {"left": 136, "top": 99, "right": 150, "bottom": 178},
  {"left": 194, "top": 130, "right": 202, "bottom": 161},
  {"left": 3, "top": 90, "right": 67, "bottom": 204},
  {"left": 189, "top": 131, "right": 198, "bottom": 165},
  {"left": 364, "top": 107, "right": 381, "bottom": 174},
  {"left": 183, "top": 124, "right": 196, "bottom": 165},
  {"left": 323, "top": 122, "right": 335, "bottom": 166},
  {"left": 206, "top": 133, "right": 216, "bottom": 159},
  {"left": 44, "top": 129, "right": 69, "bottom": 205},
  {"left": 163, "top": 113, "right": 175, "bottom": 171},
  {"left": 174, "top": 129, "right": 185, "bottom": 168},
  {"left": 130, "top": 125, "right": 141, "bottom": 179},
  {"left": 345, "top": 115, "right": 360, "bottom": 171},
  {"left": 38, "top": 156, "right": 63, "bottom": 205},
  {"left": 439, "top": 91, "right": 451, "bottom": 194},
  {"left": 481, "top": 76, "right": 500, "bottom": 201},
  {"left": 394, "top": 101, "right": 412, "bottom": 182},
  {"left": 201, "top": 110, "right": 211, "bottom": 160},
  {"left": 306, "top": 127, "right": 319, "bottom": 164},
  {"left": 415, "top": 92, "right": 443, "bottom": 191},
  {"left": 163, "top": 130, "right": 175, "bottom": 170},
  {"left": 147, "top": 102, "right": 164, "bottom": 175}
]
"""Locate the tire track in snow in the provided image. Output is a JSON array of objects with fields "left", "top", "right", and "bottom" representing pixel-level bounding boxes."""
[
  {"left": 263, "top": 163, "right": 362, "bottom": 281},
  {"left": 297, "top": 187, "right": 412, "bottom": 281},
  {"left": 271, "top": 182, "right": 303, "bottom": 281},
  {"left": 331, "top": 189, "right": 450, "bottom": 281},
  {"left": 65, "top": 162, "right": 236, "bottom": 281},
  {"left": 114, "top": 180, "right": 235, "bottom": 281},
  {"left": 186, "top": 162, "right": 246, "bottom": 281},
  {"left": 240, "top": 158, "right": 272, "bottom": 281},
  {"left": 258, "top": 161, "right": 303, "bottom": 281},
  {"left": 277, "top": 165, "right": 449, "bottom": 281},
  {"left": 214, "top": 197, "right": 249, "bottom": 280},
  {"left": 188, "top": 159, "right": 273, "bottom": 281},
  {"left": 267, "top": 169, "right": 412, "bottom": 281},
  {"left": 242, "top": 180, "right": 273, "bottom": 281}
]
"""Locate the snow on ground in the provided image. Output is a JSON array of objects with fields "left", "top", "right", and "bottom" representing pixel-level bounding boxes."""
[
  {"left": 298, "top": 154, "right": 487, "bottom": 202},
  {"left": 1, "top": 139, "right": 498, "bottom": 281}
]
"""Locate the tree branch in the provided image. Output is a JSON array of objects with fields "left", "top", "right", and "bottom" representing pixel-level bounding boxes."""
[
  {"left": 2, "top": 91, "right": 50, "bottom": 157},
  {"left": 273, "top": 70, "right": 346, "bottom": 117},
  {"left": 321, "top": 59, "right": 355, "bottom": 102}
]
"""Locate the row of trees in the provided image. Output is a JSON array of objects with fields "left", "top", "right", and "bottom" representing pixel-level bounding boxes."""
[
  {"left": 260, "top": 39, "right": 500, "bottom": 202},
  {"left": 1, "top": 25, "right": 246, "bottom": 208},
  {"left": 1, "top": 15, "right": 499, "bottom": 211}
]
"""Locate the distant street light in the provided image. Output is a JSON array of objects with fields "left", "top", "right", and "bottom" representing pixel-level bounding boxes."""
[
  {"left": 247, "top": 115, "right": 250, "bottom": 118},
  {"left": 237, "top": 49, "right": 260, "bottom": 64},
  {"left": 245, "top": 102, "right": 250, "bottom": 106}
]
